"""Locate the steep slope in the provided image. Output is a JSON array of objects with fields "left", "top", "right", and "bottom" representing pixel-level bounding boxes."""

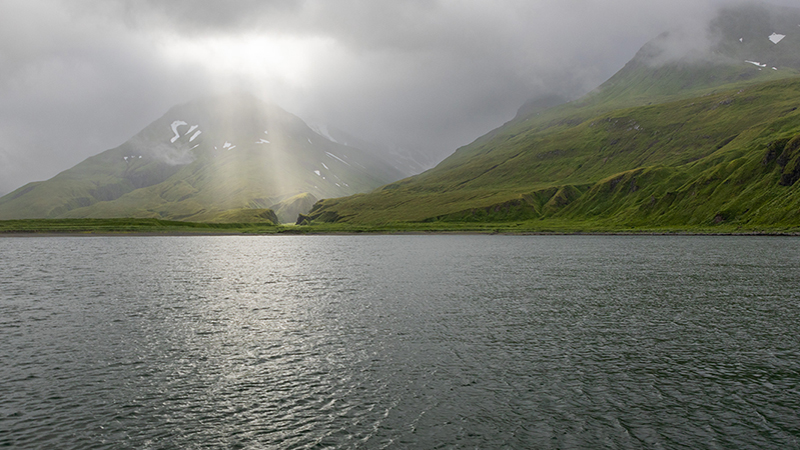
[
  {"left": 303, "top": 3, "right": 800, "bottom": 229},
  {"left": 0, "top": 94, "right": 407, "bottom": 222}
]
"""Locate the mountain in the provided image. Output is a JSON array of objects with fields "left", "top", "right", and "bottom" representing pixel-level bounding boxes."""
[
  {"left": 310, "top": 124, "right": 437, "bottom": 178},
  {"left": 302, "top": 2, "right": 800, "bottom": 230},
  {"left": 0, "top": 94, "right": 408, "bottom": 223}
]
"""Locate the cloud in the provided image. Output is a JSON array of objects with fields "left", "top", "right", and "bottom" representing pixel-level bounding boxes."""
[
  {"left": 145, "top": 142, "right": 196, "bottom": 166},
  {"left": 0, "top": 0, "right": 786, "bottom": 194}
]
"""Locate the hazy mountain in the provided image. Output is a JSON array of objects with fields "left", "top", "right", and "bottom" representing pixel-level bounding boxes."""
[
  {"left": 0, "top": 94, "right": 408, "bottom": 223},
  {"left": 303, "top": 3, "right": 800, "bottom": 229},
  {"left": 311, "top": 124, "right": 437, "bottom": 177}
]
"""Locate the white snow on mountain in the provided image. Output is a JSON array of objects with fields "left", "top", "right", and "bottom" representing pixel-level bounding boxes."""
[
  {"left": 170, "top": 120, "right": 188, "bottom": 143},
  {"left": 311, "top": 124, "right": 338, "bottom": 143},
  {"left": 187, "top": 125, "right": 198, "bottom": 135},
  {"left": 321, "top": 163, "right": 329, "bottom": 170},
  {"left": 746, "top": 60, "right": 767, "bottom": 68},
  {"left": 314, "top": 170, "right": 321, "bottom": 176},
  {"left": 256, "top": 139, "right": 270, "bottom": 144},
  {"left": 769, "top": 33, "right": 786, "bottom": 44},
  {"left": 189, "top": 130, "right": 202, "bottom": 142},
  {"left": 325, "top": 152, "right": 350, "bottom": 166}
]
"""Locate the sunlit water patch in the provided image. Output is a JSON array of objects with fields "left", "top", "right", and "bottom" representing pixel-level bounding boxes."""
[{"left": 1, "top": 235, "right": 798, "bottom": 449}]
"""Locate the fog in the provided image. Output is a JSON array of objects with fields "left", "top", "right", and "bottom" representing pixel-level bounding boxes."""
[{"left": 0, "top": 0, "right": 794, "bottom": 194}]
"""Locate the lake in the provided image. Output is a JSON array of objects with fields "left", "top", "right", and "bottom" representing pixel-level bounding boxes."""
[{"left": 1, "top": 235, "right": 798, "bottom": 449}]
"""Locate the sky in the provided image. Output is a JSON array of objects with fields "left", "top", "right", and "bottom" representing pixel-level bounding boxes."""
[{"left": 0, "top": 0, "right": 795, "bottom": 195}]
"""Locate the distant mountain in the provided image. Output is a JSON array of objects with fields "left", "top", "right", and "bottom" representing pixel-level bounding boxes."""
[
  {"left": 303, "top": 3, "right": 800, "bottom": 229},
  {"left": 0, "top": 94, "right": 408, "bottom": 223},
  {"left": 309, "top": 123, "right": 436, "bottom": 177}
]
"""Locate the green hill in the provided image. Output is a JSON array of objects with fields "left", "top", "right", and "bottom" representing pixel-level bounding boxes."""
[{"left": 302, "top": 3, "right": 800, "bottom": 231}]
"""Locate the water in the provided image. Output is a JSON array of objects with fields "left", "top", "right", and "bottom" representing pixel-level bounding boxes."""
[{"left": 0, "top": 235, "right": 798, "bottom": 449}]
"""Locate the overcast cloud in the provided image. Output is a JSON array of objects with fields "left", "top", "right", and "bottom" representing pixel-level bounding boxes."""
[{"left": 0, "top": 0, "right": 793, "bottom": 194}]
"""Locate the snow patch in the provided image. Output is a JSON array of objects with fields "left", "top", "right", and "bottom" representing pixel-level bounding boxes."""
[
  {"left": 256, "top": 139, "right": 270, "bottom": 144},
  {"left": 186, "top": 125, "right": 198, "bottom": 135},
  {"left": 769, "top": 33, "right": 786, "bottom": 44},
  {"left": 745, "top": 60, "right": 767, "bottom": 68},
  {"left": 311, "top": 124, "right": 338, "bottom": 143},
  {"left": 123, "top": 156, "right": 128, "bottom": 161},
  {"left": 223, "top": 142, "right": 232, "bottom": 149},
  {"left": 773, "top": 67, "right": 778, "bottom": 71},
  {"left": 325, "top": 152, "right": 351, "bottom": 166},
  {"left": 190, "top": 144, "right": 199, "bottom": 150},
  {"left": 314, "top": 170, "right": 321, "bottom": 176},
  {"left": 264, "top": 130, "right": 269, "bottom": 134},
  {"left": 308, "top": 138, "right": 312, "bottom": 144},
  {"left": 170, "top": 120, "right": 188, "bottom": 143},
  {"left": 739, "top": 37, "right": 743, "bottom": 42},
  {"left": 321, "top": 163, "right": 329, "bottom": 170},
  {"left": 139, "top": 155, "right": 142, "bottom": 158},
  {"left": 189, "top": 130, "right": 202, "bottom": 142}
]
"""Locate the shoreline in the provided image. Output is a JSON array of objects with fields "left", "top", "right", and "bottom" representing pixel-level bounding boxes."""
[
  {"left": 2, "top": 230, "right": 799, "bottom": 237},
  {"left": 2, "top": 218, "right": 798, "bottom": 237}
]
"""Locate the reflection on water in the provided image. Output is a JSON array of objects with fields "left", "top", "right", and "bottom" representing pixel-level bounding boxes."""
[{"left": 1, "top": 235, "right": 799, "bottom": 449}]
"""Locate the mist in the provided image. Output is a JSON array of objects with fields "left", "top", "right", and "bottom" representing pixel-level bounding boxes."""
[{"left": 0, "top": 0, "right": 795, "bottom": 195}]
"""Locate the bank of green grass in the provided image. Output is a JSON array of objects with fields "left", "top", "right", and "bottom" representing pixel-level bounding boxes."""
[
  {"left": 0, "top": 218, "right": 278, "bottom": 235},
  {"left": 3, "top": 217, "right": 799, "bottom": 235}
]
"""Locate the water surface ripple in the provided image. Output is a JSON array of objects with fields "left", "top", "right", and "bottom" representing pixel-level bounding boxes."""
[{"left": 0, "top": 235, "right": 798, "bottom": 449}]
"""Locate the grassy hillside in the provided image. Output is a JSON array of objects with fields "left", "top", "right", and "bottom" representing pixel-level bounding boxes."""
[
  {"left": 304, "top": 76, "right": 800, "bottom": 229},
  {"left": 299, "top": 3, "right": 800, "bottom": 230}
]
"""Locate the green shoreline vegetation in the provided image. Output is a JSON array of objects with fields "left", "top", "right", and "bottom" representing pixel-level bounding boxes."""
[{"left": 1, "top": 218, "right": 798, "bottom": 236}]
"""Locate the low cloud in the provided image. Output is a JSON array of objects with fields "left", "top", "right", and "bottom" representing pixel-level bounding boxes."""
[
  {"left": 1, "top": 0, "right": 795, "bottom": 194},
  {"left": 144, "top": 142, "right": 196, "bottom": 166}
]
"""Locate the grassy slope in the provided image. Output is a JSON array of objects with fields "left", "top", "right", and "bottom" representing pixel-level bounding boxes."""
[
  {"left": 56, "top": 141, "right": 388, "bottom": 223},
  {"left": 305, "top": 76, "right": 800, "bottom": 229}
]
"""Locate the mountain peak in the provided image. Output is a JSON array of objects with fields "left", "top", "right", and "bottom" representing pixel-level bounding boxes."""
[{"left": 0, "top": 94, "right": 407, "bottom": 222}]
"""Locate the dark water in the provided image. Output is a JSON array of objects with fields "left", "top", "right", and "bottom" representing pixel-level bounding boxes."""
[{"left": 1, "top": 235, "right": 799, "bottom": 449}]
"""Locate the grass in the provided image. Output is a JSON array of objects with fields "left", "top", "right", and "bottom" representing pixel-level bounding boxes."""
[
  {"left": 2, "top": 218, "right": 798, "bottom": 236},
  {"left": 0, "top": 218, "right": 277, "bottom": 235}
]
